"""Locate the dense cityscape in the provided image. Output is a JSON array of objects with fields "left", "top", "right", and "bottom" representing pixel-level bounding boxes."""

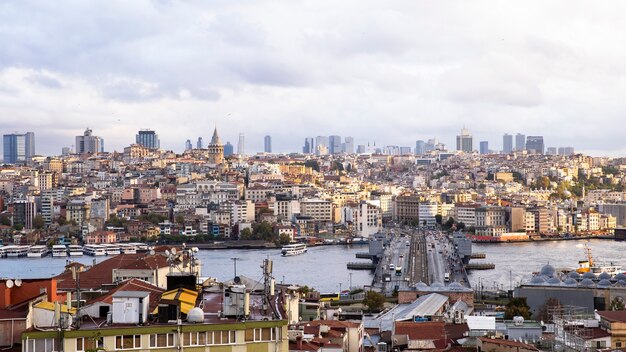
[{"left": 1, "top": 125, "right": 626, "bottom": 352}]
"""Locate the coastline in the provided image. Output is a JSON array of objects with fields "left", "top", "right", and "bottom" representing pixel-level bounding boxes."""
[{"left": 471, "top": 235, "right": 615, "bottom": 244}]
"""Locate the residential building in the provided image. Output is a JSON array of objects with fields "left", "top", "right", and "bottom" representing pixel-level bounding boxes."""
[{"left": 475, "top": 206, "right": 506, "bottom": 237}]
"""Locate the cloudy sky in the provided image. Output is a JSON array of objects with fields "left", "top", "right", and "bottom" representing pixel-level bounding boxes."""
[{"left": 1, "top": 1, "right": 626, "bottom": 156}]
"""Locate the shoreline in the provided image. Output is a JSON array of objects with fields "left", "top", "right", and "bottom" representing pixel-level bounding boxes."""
[{"left": 471, "top": 235, "right": 615, "bottom": 244}]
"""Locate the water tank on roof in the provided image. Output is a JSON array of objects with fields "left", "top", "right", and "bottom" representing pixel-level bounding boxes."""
[
  {"left": 187, "top": 307, "right": 204, "bottom": 323},
  {"left": 513, "top": 316, "right": 524, "bottom": 326}
]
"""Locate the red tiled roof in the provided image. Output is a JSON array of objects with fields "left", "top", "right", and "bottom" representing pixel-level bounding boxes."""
[
  {"left": 479, "top": 337, "right": 538, "bottom": 351},
  {"left": 289, "top": 342, "right": 321, "bottom": 351},
  {"left": 597, "top": 311, "right": 626, "bottom": 323},
  {"left": 394, "top": 321, "right": 447, "bottom": 349},
  {"left": 306, "top": 320, "right": 361, "bottom": 329}
]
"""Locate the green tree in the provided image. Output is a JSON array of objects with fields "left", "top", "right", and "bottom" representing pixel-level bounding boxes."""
[
  {"left": 610, "top": 297, "right": 625, "bottom": 311},
  {"left": 33, "top": 215, "right": 45, "bottom": 230},
  {"left": 175, "top": 214, "right": 185, "bottom": 224},
  {"left": 362, "top": 291, "right": 386, "bottom": 312},
  {"left": 504, "top": 297, "right": 532, "bottom": 319},
  {"left": 13, "top": 223, "right": 23, "bottom": 231},
  {"left": 253, "top": 222, "right": 275, "bottom": 242},
  {"left": 240, "top": 228, "right": 253, "bottom": 240},
  {"left": 304, "top": 160, "right": 320, "bottom": 172},
  {"left": 279, "top": 233, "right": 291, "bottom": 245},
  {"left": 0, "top": 215, "right": 10, "bottom": 226},
  {"left": 435, "top": 214, "right": 443, "bottom": 225}
]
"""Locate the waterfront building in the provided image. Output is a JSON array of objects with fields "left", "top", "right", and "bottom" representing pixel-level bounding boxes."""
[
  {"left": 264, "top": 135, "right": 272, "bottom": 153},
  {"left": 526, "top": 136, "right": 545, "bottom": 154},
  {"left": 135, "top": 129, "right": 160, "bottom": 149},
  {"left": 300, "top": 199, "right": 333, "bottom": 222},
  {"left": 456, "top": 128, "right": 473, "bottom": 153},
  {"left": 503, "top": 133, "right": 513, "bottom": 153},
  {"left": 515, "top": 133, "right": 526, "bottom": 151},
  {"left": 76, "top": 128, "right": 103, "bottom": 154},
  {"left": 475, "top": 206, "right": 506, "bottom": 237}
]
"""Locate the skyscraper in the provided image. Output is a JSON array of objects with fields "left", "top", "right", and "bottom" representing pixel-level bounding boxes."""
[
  {"left": 343, "top": 136, "right": 354, "bottom": 154},
  {"left": 415, "top": 140, "right": 425, "bottom": 155},
  {"left": 3, "top": 133, "right": 26, "bottom": 164},
  {"left": 479, "top": 141, "right": 489, "bottom": 155},
  {"left": 456, "top": 128, "right": 473, "bottom": 153},
  {"left": 302, "top": 137, "right": 314, "bottom": 154},
  {"left": 315, "top": 136, "right": 328, "bottom": 150},
  {"left": 237, "top": 133, "right": 245, "bottom": 155},
  {"left": 515, "top": 133, "right": 526, "bottom": 151},
  {"left": 197, "top": 137, "right": 203, "bottom": 149},
  {"left": 25, "top": 132, "right": 35, "bottom": 159},
  {"left": 425, "top": 138, "right": 437, "bottom": 153},
  {"left": 224, "top": 142, "right": 234, "bottom": 156},
  {"left": 329, "top": 135, "right": 341, "bottom": 154},
  {"left": 76, "top": 128, "right": 103, "bottom": 154},
  {"left": 526, "top": 136, "right": 545, "bottom": 154},
  {"left": 136, "top": 129, "right": 160, "bottom": 149},
  {"left": 558, "top": 147, "right": 575, "bottom": 156},
  {"left": 264, "top": 135, "right": 272, "bottom": 153},
  {"left": 503, "top": 134, "right": 513, "bottom": 153},
  {"left": 185, "top": 139, "right": 192, "bottom": 151}
]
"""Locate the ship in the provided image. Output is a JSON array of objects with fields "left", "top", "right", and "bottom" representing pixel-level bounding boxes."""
[
  {"left": 281, "top": 243, "right": 307, "bottom": 256},
  {"left": 575, "top": 244, "right": 622, "bottom": 276}
]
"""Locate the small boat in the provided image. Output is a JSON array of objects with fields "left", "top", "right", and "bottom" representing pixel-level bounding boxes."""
[
  {"left": 52, "top": 245, "right": 67, "bottom": 257},
  {"left": 68, "top": 245, "right": 84, "bottom": 257},
  {"left": 576, "top": 244, "right": 622, "bottom": 276},
  {"left": 5, "top": 245, "right": 29, "bottom": 257},
  {"left": 83, "top": 244, "right": 106, "bottom": 256},
  {"left": 27, "top": 245, "right": 50, "bottom": 257},
  {"left": 281, "top": 243, "right": 307, "bottom": 256}
]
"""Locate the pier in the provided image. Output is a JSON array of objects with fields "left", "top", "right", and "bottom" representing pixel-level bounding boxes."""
[{"left": 465, "top": 263, "right": 496, "bottom": 270}]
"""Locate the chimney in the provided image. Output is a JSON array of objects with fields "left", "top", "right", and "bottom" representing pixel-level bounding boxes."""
[{"left": 296, "top": 335, "right": 303, "bottom": 350}]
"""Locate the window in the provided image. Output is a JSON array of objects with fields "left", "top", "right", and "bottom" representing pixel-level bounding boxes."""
[
  {"left": 76, "top": 337, "right": 103, "bottom": 351},
  {"left": 211, "top": 330, "right": 236, "bottom": 345},
  {"left": 245, "top": 328, "right": 276, "bottom": 342},
  {"left": 150, "top": 333, "right": 175, "bottom": 348},
  {"left": 182, "top": 332, "right": 206, "bottom": 346},
  {"left": 115, "top": 335, "right": 141, "bottom": 350},
  {"left": 25, "top": 338, "right": 55, "bottom": 352}
]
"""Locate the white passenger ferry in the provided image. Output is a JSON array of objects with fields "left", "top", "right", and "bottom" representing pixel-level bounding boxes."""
[
  {"left": 0, "top": 245, "right": 5, "bottom": 258},
  {"left": 5, "top": 245, "right": 29, "bottom": 257},
  {"left": 52, "top": 245, "right": 67, "bottom": 257},
  {"left": 281, "top": 243, "right": 307, "bottom": 256},
  {"left": 130, "top": 242, "right": 149, "bottom": 252},
  {"left": 68, "top": 245, "right": 84, "bottom": 256},
  {"left": 119, "top": 243, "right": 137, "bottom": 254},
  {"left": 102, "top": 244, "right": 121, "bottom": 255},
  {"left": 83, "top": 244, "right": 106, "bottom": 256},
  {"left": 27, "top": 245, "right": 50, "bottom": 257}
]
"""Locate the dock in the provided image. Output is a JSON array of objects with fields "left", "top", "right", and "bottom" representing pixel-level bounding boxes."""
[
  {"left": 470, "top": 253, "right": 486, "bottom": 259},
  {"left": 347, "top": 262, "right": 377, "bottom": 270},
  {"left": 464, "top": 263, "right": 495, "bottom": 270}
]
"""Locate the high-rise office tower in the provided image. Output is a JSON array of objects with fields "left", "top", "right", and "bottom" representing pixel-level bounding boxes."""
[
  {"left": 480, "top": 141, "right": 489, "bottom": 155},
  {"left": 136, "top": 129, "right": 160, "bottom": 149},
  {"left": 526, "top": 136, "right": 545, "bottom": 154},
  {"left": 315, "top": 136, "right": 328, "bottom": 151},
  {"left": 76, "top": 128, "right": 103, "bottom": 154},
  {"left": 25, "top": 132, "right": 35, "bottom": 159},
  {"left": 264, "top": 135, "right": 272, "bottom": 153},
  {"left": 61, "top": 147, "right": 71, "bottom": 156},
  {"left": 224, "top": 142, "right": 234, "bottom": 156},
  {"left": 546, "top": 147, "right": 557, "bottom": 155},
  {"left": 415, "top": 140, "right": 425, "bottom": 155},
  {"left": 343, "top": 136, "right": 354, "bottom": 154},
  {"left": 456, "top": 128, "right": 473, "bottom": 153},
  {"left": 503, "top": 134, "right": 513, "bottom": 153},
  {"left": 3, "top": 133, "right": 26, "bottom": 164},
  {"left": 425, "top": 138, "right": 438, "bottom": 152},
  {"left": 237, "top": 133, "right": 245, "bottom": 155},
  {"left": 558, "top": 147, "right": 575, "bottom": 156},
  {"left": 356, "top": 145, "right": 366, "bottom": 154},
  {"left": 329, "top": 135, "right": 341, "bottom": 154},
  {"left": 303, "top": 137, "right": 314, "bottom": 154},
  {"left": 515, "top": 133, "right": 526, "bottom": 151},
  {"left": 197, "top": 137, "right": 203, "bottom": 149},
  {"left": 185, "top": 139, "right": 193, "bottom": 151}
]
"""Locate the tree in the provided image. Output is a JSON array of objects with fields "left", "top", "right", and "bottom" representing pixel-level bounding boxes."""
[
  {"left": 610, "top": 297, "right": 625, "bottom": 311},
  {"left": 33, "top": 215, "right": 45, "bottom": 230},
  {"left": 279, "top": 233, "right": 291, "bottom": 245},
  {"left": 240, "top": 228, "right": 253, "bottom": 240},
  {"left": 435, "top": 214, "right": 443, "bottom": 225},
  {"left": 362, "top": 291, "right": 386, "bottom": 312},
  {"left": 13, "top": 223, "right": 23, "bottom": 231},
  {"left": 304, "top": 160, "right": 320, "bottom": 172},
  {"left": 0, "top": 215, "right": 10, "bottom": 226},
  {"left": 504, "top": 297, "right": 532, "bottom": 320},
  {"left": 253, "top": 222, "right": 275, "bottom": 242},
  {"left": 56, "top": 216, "right": 67, "bottom": 226},
  {"left": 175, "top": 214, "right": 185, "bottom": 225}
]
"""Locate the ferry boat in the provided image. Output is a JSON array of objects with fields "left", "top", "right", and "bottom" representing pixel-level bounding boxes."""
[
  {"left": 27, "top": 245, "right": 50, "bottom": 257},
  {"left": 129, "top": 242, "right": 148, "bottom": 252},
  {"left": 68, "top": 245, "right": 84, "bottom": 257},
  {"left": 52, "top": 245, "right": 67, "bottom": 257},
  {"left": 0, "top": 245, "right": 6, "bottom": 258},
  {"left": 576, "top": 244, "right": 622, "bottom": 276},
  {"left": 281, "top": 243, "right": 307, "bottom": 256},
  {"left": 83, "top": 244, "right": 106, "bottom": 256},
  {"left": 102, "top": 244, "right": 121, "bottom": 255},
  {"left": 5, "top": 245, "right": 29, "bottom": 257},
  {"left": 119, "top": 243, "right": 137, "bottom": 254}
]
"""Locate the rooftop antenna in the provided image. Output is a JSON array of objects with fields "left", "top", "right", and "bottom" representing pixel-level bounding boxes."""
[{"left": 230, "top": 257, "right": 241, "bottom": 278}]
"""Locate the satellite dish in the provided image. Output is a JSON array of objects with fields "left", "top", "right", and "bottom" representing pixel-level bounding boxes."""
[
  {"left": 165, "top": 249, "right": 170, "bottom": 256},
  {"left": 149, "top": 249, "right": 155, "bottom": 256},
  {"left": 171, "top": 248, "right": 177, "bottom": 255},
  {"left": 5, "top": 280, "right": 13, "bottom": 288},
  {"left": 234, "top": 276, "right": 241, "bottom": 284},
  {"left": 15, "top": 279, "right": 22, "bottom": 287}
]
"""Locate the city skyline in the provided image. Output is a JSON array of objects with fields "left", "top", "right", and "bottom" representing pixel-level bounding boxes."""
[{"left": 1, "top": 2, "right": 626, "bottom": 156}]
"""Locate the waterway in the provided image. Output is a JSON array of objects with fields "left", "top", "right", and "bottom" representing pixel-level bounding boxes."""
[
  {"left": 0, "top": 245, "right": 373, "bottom": 293},
  {"left": 467, "top": 239, "right": 626, "bottom": 291}
]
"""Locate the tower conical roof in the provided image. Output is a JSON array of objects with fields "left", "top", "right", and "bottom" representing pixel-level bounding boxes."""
[{"left": 210, "top": 127, "right": 221, "bottom": 145}]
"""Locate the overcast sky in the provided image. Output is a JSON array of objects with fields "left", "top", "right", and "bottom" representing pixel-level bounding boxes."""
[{"left": 1, "top": 1, "right": 626, "bottom": 157}]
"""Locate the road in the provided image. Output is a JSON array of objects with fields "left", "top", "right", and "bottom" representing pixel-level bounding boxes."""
[{"left": 425, "top": 230, "right": 471, "bottom": 287}]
